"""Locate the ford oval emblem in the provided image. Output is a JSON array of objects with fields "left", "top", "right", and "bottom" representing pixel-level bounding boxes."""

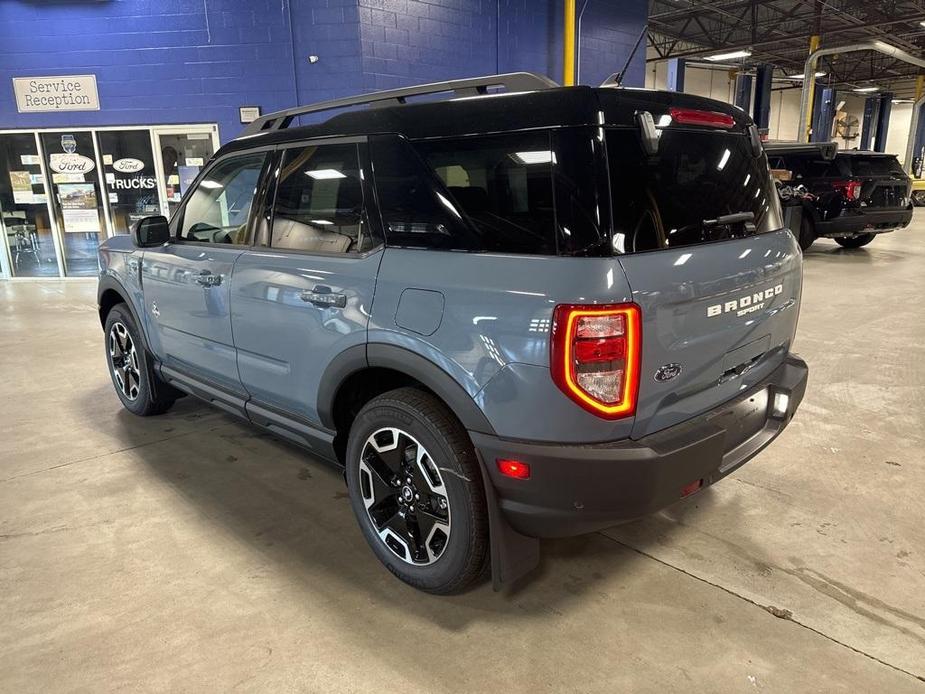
[{"left": 654, "top": 363, "right": 682, "bottom": 382}]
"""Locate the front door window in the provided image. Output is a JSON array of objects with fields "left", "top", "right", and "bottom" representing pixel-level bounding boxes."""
[{"left": 40, "top": 131, "right": 105, "bottom": 276}]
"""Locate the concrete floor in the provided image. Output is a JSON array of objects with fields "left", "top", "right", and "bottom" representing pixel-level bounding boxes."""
[{"left": 1, "top": 223, "right": 923, "bottom": 693}]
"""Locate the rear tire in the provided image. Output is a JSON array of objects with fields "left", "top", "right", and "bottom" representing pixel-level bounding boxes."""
[
  {"left": 912, "top": 190, "right": 925, "bottom": 207},
  {"left": 835, "top": 233, "right": 875, "bottom": 249},
  {"left": 797, "top": 215, "right": 816, "bottom": 251},
  {"left": 345, "top": 387, "right": 489, "bottom": 594},
  {"left": 104, "top": 303, "right": 177, "bottom": 416}
]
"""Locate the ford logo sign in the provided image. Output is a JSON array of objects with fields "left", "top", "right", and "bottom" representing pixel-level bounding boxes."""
[
  {"left": 654, "top": 363, "right": 682, "bottom": 382},
  {"left": 113, "top": 157, "right": 144, "bottom": 173}
]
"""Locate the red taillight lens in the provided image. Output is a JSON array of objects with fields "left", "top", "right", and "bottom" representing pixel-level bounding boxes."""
[
  {"left": 832, "top": 179, "right": 862, "bottom": 201},
  {"left": 668, "top": 107, "right": 735, "bottom": 129},
  {"left": 497, "top": 459, "right": 531, "bottom": 480},
  {"left": 551, "top": 303, "right": 641, "bottom": 419}
]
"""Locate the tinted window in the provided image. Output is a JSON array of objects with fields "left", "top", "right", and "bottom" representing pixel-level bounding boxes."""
[
  {"left": 607, "top": 128, "right": 782, "bottom": 253},
  {"left": 271, "top": 143, "right": 377, "bottom": 253},
  {"left": 415, "top": 132, "right": 556, "bottom": 254},
  {"left": 369, "top": 135, "right": 477, "bottom": 250},
  {"left": 786, "top": 154, "right": 839, "bottom": 179},
  {"left": 842, "top": 154, "right": 905, "bottom": 177},
  {"left": 181, "top": 153, "right": 266, "bottom": 244}
]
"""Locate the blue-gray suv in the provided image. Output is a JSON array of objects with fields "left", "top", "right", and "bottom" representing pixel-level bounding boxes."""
[{"left": 97, "top": 73, "right": 808, "bottom": 593}]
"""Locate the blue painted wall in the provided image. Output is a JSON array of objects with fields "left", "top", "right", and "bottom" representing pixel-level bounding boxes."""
[{"left": 1, "top": 0, "right": 646, "bottom": 142}]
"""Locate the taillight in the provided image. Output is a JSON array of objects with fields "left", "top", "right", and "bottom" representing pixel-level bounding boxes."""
[
  {"left": 832, "top": 179, "right": 862, "bottom": 201},
  {"left": 551, "top": 303, "right": 641, "bottom": 419},
  {"left": 668, "top": 107, "right": 735, "bottom": 129}
]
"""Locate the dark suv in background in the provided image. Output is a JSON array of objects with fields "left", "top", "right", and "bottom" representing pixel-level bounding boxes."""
[{"left": 766, "top": 142, "right": 913, "bottom": 250}]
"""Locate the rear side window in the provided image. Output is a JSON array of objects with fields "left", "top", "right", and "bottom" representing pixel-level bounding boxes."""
[
  {"left": 415, "top": 132, "right": 556, "bottom": 255},
  {"left": 607, "top": 128, "right": 782, "bottom": 253},
  {"left": 271, "top": 142, "right": 379, "bottom": 254}
]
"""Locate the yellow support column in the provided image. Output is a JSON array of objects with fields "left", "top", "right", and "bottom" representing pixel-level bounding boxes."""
[
  {"left": 916, "top": 74, "right": 925, "bottom": 100},
  {"left": 804, "top": 35, "right": 821, "bottom": 141},
  {"left": 563, "top": 0, "right": 576, "bottom": 86}
]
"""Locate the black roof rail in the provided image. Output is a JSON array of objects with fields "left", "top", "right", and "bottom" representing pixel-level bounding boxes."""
[{"left": 240, "top": 72, "right": 559, "bottom": 137}]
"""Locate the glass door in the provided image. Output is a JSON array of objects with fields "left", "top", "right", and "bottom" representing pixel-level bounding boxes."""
[
  {"left": 0, "top": 133, "right": 62, "bottom": 277},
  {"left": 154, "top": 127, "right": 219, "bottom": 219},
  {"left": 40, "top": 131, "right": 106, "bottom": 276},
  {"left": 96, "top": 129, "right": 162, "bottom": 235}
]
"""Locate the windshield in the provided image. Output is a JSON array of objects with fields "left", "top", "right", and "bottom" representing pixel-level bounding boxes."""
[{"left": 607, "top": 128, "right": 782, "bottom": 253}]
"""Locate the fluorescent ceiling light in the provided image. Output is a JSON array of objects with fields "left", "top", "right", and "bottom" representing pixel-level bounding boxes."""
[
  {"left": 199, "top": 180, "right": 222, "bottom": 189},
  {"left": 853, "top": 86, "right": 879, "bottom": 93},
  {"left": 920, "top": 20, "right": 925, "bottom": 27},
  {"left": 704, "top": 49, "right": 751, "bottom": 62},
  {"left": 892, "top": 99, "right": 913, "bottom": 104},
  {"left": 512, "top": 150, "right": 554, "bottom": 165},
  {"left": 786, "top": 72, "right": 827, "bottom": 79},
  {"left": 717, "top": 148, "right": 731, "bottom": 171},
  {"left": 311, "top": 219, "right": 333, "bottom": 225},
  {"left": 306, "top": 168, "right": 346, "bottom": 179}
]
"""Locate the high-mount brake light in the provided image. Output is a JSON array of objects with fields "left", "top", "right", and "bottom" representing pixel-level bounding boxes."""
[
  {"left": 832, "top": 179, "right": 863, "bottom": 201},
  {"left": 551, "top": 303, "right": 641, "bottom": 419},
  {"left": 668, "top": 107, "right": 735, "bottom": 129}
]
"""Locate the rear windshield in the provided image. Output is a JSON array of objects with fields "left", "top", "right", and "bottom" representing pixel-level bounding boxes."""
[
  {"left": 607, "top": 128, "right": 782, "bottom": 253},
  {"left": 840, "top": 154, "right": 905, "bottom": 177}
]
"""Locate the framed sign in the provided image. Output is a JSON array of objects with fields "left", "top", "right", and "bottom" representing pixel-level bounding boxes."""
[
  {"left": 12, "top": 75, "right": 100, "bottom": 113},
  {"left": 239, "top": 105, "right": 261, "bottom": 123}
]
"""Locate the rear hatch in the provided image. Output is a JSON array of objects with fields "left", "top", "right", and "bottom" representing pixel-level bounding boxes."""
[
  {"left": 839, "top": 153, "right": 911, "bottom": 210},
  {"left": 601, "top": 95, "right": 802, "bottom": 438}
]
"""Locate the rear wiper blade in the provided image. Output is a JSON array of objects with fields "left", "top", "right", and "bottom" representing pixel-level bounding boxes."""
[{"left": 702, "top": 211, "right": 755, "bottom": 227}]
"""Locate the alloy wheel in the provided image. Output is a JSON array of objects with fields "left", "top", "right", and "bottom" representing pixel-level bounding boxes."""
[
  {"left": 358, "top": 427, "right": 451, "bottom": 565},
  {"left": 109, "top": 322, "right": 140, "bottom": 401}
]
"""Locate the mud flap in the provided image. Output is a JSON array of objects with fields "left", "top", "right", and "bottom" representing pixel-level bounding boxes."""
[{"left": 477, "top": 452, "right": 540, "bottom": 590}]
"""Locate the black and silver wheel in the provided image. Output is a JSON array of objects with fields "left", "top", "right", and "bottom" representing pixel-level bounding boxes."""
[
  {"left": 104, "top": 303, "right": 177, "bottom": 416},
  {"left": 345, "top": 388, "right": 488, "bottom": 594},
  {"left": 109, "top": 321, "right": 141, "bottom": 401},
  {"left": 912, "top": 190, "right": 925, "bottom": 207},
  {"left": 358, "top": 428, "right": 451, "bottom": 566},
  {"left": 834, "top": 233, "right": 875, "bottom": 249}
]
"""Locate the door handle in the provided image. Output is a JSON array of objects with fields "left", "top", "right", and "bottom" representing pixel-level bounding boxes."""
[
  {"left": 300, "top": 286, "right": 346, "bottom": 308},
  {"left": 195, "top": 270, "right": 222, "bottom": 287}
]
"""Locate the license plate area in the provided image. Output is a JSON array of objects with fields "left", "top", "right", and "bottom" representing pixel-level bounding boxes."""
[{"left": 708, "top": 387, "right": 769, "bottom": 451}]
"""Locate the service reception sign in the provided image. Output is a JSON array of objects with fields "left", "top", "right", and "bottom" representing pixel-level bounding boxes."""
[{"left": 12, "top": 75, "right": 100, "bottom": 112}]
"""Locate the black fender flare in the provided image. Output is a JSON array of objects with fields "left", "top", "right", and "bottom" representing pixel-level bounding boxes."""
[{"left": 316, "top": 343, "right": 496, "bottom": 436}]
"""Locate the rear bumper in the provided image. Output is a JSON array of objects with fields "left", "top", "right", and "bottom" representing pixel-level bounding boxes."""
[
  {"left": 472, "top": 355, "right": 808, "bottom": 538},
  {"left": 816, "top": 205, "right": 913, "bottom": 237}
]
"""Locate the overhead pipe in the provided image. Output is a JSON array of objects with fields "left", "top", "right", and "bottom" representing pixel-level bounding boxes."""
[{"left": 799, "top": 40, "right": 925, "bottom": 143}]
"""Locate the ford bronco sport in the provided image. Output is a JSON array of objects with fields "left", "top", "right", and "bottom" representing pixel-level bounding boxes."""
[{"left": 98, "top": 73, "right": 808, "bottom": 594}]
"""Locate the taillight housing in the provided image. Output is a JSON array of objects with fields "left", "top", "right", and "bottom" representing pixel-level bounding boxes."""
[
  {"left": 551, "top": 303, "right": 641, "bottom": 419},
  {"left": 668, "top": 107, "right": 735, "bottom": 129},
  {"left": 832, "top": 179, "right": 862, "bottom": 201}
]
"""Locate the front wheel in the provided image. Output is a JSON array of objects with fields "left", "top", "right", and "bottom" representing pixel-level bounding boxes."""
[
  {"left": 345, "top": 387, "right": 489, "bottom": 594},
  {"left": 911, "top": 190, "right": 925, "bottom": 206},
  {"left": 835, "top": 233, "right": 875, "bottom": 249},
  {"left": 104, "top": 304, "right": 177, "bottom": 416}
]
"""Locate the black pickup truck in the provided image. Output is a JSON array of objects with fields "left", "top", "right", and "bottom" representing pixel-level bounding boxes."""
[{"left": 766, "top": 142, "right": 913, "bottom": 250}]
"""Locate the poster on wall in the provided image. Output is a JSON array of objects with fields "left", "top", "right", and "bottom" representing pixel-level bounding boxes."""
[
  {"left": 9, "top": 171, "right": 34, "bottom": 203},
  {"left": 178, "top": 165, "right": 199, "bottom": 196},
  {"left": 58, "top": 183, "right": 100, "bottom": 233}
]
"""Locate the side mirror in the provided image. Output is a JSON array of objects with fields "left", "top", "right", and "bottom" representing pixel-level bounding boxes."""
[{"left": 132, "top": 216, "right": 170, "bottom": 247}]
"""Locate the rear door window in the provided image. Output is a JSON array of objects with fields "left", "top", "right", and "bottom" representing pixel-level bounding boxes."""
[{"left": 607, "top": 128, "right": 782, "bottom": 253}]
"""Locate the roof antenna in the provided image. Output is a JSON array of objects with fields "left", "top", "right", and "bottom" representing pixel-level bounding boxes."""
[{"left": 603, "top": 25, "right": 647, "bottom": 88}]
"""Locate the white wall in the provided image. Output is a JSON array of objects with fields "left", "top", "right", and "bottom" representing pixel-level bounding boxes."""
[{"left": 645, "top": 58, "right": 915, "bottom": 159}]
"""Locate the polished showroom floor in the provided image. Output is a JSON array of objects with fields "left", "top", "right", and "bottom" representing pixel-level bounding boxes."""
[{"left": 1, "top": 219, "right": 923, "bottom": 692}]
